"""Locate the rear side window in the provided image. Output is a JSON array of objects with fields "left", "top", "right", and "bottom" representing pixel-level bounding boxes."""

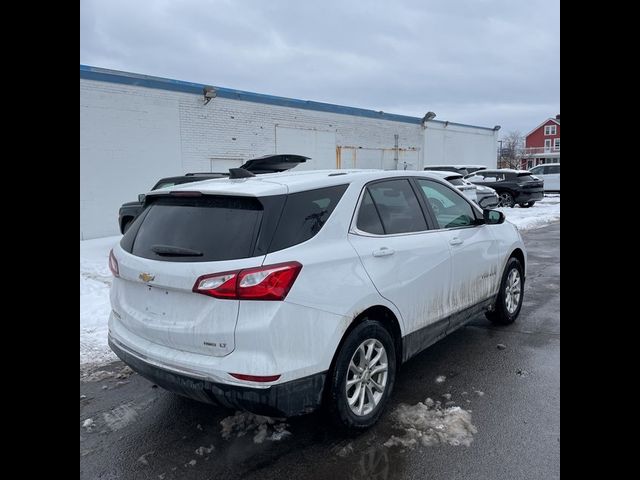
[
  {"left": 268, "top": 185, "right": 348, "bottom": 252},
  {"left": 547, "top": 165, "right": 560, "bottom": 174},
  {"left": 356, "top": 190, "right": 385, "bottom": 234},
  {"left": 361, "top": 179, "right": 428, "bottom": 234},
  {"left": 121, "top": 196, "right": 264, "bottom": 262}
]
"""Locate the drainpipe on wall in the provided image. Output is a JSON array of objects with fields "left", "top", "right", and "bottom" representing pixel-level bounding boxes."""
[{"left": 394, "top": 134, "right": 399, "bottom": 170}]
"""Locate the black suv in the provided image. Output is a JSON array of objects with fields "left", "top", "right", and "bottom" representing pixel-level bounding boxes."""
[
  {"left": 464, "top": 169, "right": 544, "bottom": 208},
  {"left": 118, "top": 154, "right": 308, "bottom": 233}
]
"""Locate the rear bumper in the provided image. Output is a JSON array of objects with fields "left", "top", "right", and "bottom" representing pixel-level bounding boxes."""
[
  {"left": 109, "top": 335, "right": 326, "bottom": 417},
  {"left": 514, "top": 190, "right": 544, "bottom": 203},
  {"left": 477, "top": 192, "right": 499, "bottom": 208}
]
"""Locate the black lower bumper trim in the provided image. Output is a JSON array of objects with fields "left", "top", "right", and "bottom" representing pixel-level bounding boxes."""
[{"left": 109, "top": 337, "right": 326, "bottom": 417}]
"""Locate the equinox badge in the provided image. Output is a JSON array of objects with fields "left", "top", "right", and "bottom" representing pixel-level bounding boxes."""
[{"left": 139, "top": 272, "right": 155, "bottom": 283}]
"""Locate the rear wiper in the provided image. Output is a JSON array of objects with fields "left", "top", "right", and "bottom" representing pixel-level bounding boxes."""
[{"left": 151, "top": 245, "right": 203, "bottom": 257}]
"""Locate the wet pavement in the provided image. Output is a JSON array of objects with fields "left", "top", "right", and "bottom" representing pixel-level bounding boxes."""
[{"left": 80, "top": 222, "right": 560, "bottom": 480}]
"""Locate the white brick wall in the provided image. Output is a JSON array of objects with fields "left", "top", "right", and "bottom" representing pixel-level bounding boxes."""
[{"left": 80, "top": 77, "right": 496, "bottom": 239}]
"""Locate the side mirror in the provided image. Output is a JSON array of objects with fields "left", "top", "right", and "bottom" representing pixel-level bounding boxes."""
[
  {"left": 138, "top": 194, "right": 146, "bottom": 203},
  {"left": 483, "top": 209, "right": 505, "bottom": 225}
]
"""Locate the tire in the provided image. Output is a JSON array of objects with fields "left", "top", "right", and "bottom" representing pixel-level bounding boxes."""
[
  {"left": 121, "top": 218, "right": 133, "bottom": 234},
  {"left": 326, "top": 320, "right": 396, "bottom": 431},
  {"left": 518, "top": 201, "right": 536, "bottom": 208},
  {"left": 486, "top": 257, "right": 524, "bottom": 325},
  {"left": 497, "top": 192, "right": 515, "bottom": 208}
]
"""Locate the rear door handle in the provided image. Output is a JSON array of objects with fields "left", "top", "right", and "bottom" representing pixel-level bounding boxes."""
[
  {"left": 372, "top": 247, "right": 395, "bottom": 257},
  {"left": 449, "top": 237, "right": 464, "bottom": 246}
]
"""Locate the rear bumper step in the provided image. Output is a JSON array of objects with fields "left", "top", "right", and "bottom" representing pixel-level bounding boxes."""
[{"left": 108, "top": 336, "right": 326, "bottom": 417}]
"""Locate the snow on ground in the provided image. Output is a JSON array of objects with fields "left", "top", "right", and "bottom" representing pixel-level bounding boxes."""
[
  {"left": 219, "top": 411, "right": 291, "bottom": 444},
  {"left": 80, "top": 235, "right": 121, "bottom": 371},
  {"left": 498, "top": 194, "right": 560, "bottom": 231},
  {"left": 384, "top": 397, "right": 477, "bottom": 449},
  {"left": 79, "top": 196, "right": 559, "bottom": 370}
]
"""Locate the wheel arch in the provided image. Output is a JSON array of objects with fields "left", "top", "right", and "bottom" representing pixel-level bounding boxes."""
[{"left": 323, "top": 305, "right": 403, "bottom": 402}]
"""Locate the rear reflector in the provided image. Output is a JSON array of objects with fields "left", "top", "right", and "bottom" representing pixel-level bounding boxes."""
[
  {"left": 193, "top": 261, "right": 302, "bottom": 301},
  {"left": 229, "top": 373, "right": 281, "bottom": 382},
  {"left": 109, "top": 249, "right": 119, "bottom": 277}
]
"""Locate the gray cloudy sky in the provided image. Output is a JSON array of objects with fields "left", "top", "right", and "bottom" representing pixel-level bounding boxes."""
[{"left": 80, "top": 0, "right": 559, "bottom": 135}]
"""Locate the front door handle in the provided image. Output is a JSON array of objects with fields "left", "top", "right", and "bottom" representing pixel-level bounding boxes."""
[
  {"left": 372, "top": 247, "right": 395, "bottom": 257},
  {"left": 449, "top": 237, "right": 464, "bottom": 246}
]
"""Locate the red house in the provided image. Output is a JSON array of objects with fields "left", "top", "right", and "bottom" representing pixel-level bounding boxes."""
[{"left": 521, "top": 114, "right": 560, "bottom": 169}]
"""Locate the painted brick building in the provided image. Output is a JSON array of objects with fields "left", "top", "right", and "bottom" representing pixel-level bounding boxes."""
[{"left": 80, "top": 65, "right": 499, "bottom": 239}]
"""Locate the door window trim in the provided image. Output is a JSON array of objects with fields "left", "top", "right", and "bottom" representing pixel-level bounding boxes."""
[
  {"left": 349, "top": 176, "right": 484, "bottom": 237},
  {"left": 349, "top": 177, "right": 435, "bottom": 237}
]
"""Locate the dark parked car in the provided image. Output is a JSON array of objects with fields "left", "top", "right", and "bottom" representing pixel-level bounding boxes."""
[
  {"left": 464, "top": 169, "right": 544, "bottom": 208},
  {"left": 118, "top": 154, "right": 308, "bottom": 233}
]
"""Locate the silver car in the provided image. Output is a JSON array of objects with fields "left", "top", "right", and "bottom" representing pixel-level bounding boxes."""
[{"left": 428, "top": 171, "right": 498, "bottom": 208}]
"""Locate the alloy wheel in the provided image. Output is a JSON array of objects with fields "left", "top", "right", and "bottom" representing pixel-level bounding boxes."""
[
  {"left": 346, "top": 339, "right": 389, "bottom": 416},
  {"left": 504, "top": 268, "right": 522, "bottom": 314}
]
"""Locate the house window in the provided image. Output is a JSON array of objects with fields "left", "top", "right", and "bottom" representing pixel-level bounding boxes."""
[
  {"left": 544, "top": 139, "right": 552, "bottom": 151},
  {"left": 544, "top": 124, "right": 557, "bottom": 135},
  {"left": 554, "top": 138, "right": 560, "bottom": 150}
]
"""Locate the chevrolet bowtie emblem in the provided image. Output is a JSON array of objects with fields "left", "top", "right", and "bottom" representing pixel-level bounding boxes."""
[{"left": 139, "top": 272, "right": 155, "bottom": 283}]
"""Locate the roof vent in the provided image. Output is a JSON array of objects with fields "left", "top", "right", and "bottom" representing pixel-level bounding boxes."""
[{"left": 228, "top": 168, "right": 256, "bottom": 179}]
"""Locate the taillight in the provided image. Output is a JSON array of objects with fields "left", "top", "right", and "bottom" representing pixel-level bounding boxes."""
[
  {"left": 193, "top": 261, "right": 302, "bottom": 301},
  {"left": 192, "top": 270, "right": 238, "bottom": 299},
  {"left": 109, "top": 249, "right": 119, "bottom": 277}
]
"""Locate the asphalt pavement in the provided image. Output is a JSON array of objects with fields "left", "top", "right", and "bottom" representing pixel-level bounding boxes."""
[{"left": 80, "top": 221, "right": 560, "bottom": 480}]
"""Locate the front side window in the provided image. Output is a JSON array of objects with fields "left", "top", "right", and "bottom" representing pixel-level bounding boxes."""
[
  {"left": 357, "top": 179, "right": 427, "bottom": 234},
  {"left": 416, "top": 179, "right": 476, "bottom": 229}
]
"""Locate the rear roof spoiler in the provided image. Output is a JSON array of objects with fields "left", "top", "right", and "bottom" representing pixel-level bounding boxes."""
[{"left": 239, "top": 154, "right": 309, "bottom": 174}]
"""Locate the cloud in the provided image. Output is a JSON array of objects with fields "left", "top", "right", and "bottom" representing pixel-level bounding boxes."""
[{"left": 80, "top": 0, "right": 559, "bottom": 134}]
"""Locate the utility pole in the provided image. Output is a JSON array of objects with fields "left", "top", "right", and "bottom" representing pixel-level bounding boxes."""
[{"left": 498, "top": 140, "right": 503, "bottom": 168}]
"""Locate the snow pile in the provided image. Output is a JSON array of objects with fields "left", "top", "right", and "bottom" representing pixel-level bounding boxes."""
[
  {"left": 195, "top": 445, "right": 215, "bottom": 456},
  {"left": 82, "top": 365, "right": 133, "bottom": 382},
  {"left": 82, "top": 418, "right": 95, "bottom": 432},
  {"left": 80, "top": 235, "right": 121, "bottom": 368},
  {"left": 335, "top": 442, "right": 354, "bottom": 457},
  {"left": 384, "top": 397, "right": 477, "bottom": 449},
  {"left": 220, "top": 411, "right": 291, "bottom": 444},
  {"left": 102, "top": 402, "right": 139, "bottom": 431},
  {"left": 499, "top": 195, "right": 560, "bottom": 231},
  {"left": 435, "top": 375, "right": 446, "bottom": 383}
]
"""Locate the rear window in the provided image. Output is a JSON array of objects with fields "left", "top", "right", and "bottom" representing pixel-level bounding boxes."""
[
  {"left": 268, "top": 185, "right": 348, "bottom": 252},
  {"left": 121, "top": 196, "right": 264, "bottom": 262}
]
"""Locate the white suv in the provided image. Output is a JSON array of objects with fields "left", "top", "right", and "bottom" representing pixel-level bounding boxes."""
[{"left": 108, "top": 169, "right": 526, "bottom": 429}]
